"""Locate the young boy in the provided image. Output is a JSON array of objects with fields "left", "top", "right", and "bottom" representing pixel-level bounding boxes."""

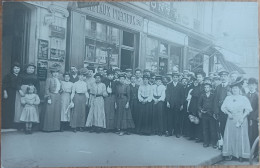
[
  {"left": 198, "top": 82, "right": 217, "bottom": 148},
  {"left": 246, "top": 78, "right": 259, "bottom": 147}
]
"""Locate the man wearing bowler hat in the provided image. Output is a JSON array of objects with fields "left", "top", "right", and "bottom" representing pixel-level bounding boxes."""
[
  {"left": 213, "top": 70, "right": 230, "bottom": 140},
  {"left": 165, "top": 72, "right": 185, "bottom": 138}
]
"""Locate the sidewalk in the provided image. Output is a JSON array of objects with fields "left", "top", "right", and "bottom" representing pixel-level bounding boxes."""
[{"left": 1, "top": 130, "right": 223, "bottom": 167}]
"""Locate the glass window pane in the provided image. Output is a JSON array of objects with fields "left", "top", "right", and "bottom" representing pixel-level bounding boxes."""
[
  {"left": 145, "top": 57, "right": 158, "bottom": 72},
  {"left": 96, "top": 23, "right": 107, "bottom": 41},
  {"left": 146, "top": 37, "right": 158, "bottom": 57},
  {"left": 169, "top": 45, "right": 182, "bottom": 72},
  {"left": 160, "top": 42, "right": 168, "bottom": 55},
  {"left": 111, "top": 27, "right": 119, "bottom": 45},
  {"left": 123, "top": 31, "right": 134, "bottom": 47},
  {"left": 85, "top": 39, "right": 96, "bottom": 62}
]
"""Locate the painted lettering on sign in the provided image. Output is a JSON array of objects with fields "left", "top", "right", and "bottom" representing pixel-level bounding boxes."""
[{"left": 82, "top": 3, "right": 143, "bottom": 31}]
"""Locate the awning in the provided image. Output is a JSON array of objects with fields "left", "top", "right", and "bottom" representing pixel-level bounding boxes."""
[{"left": 199, "top": 46, "right": 245, "bottom": 74}]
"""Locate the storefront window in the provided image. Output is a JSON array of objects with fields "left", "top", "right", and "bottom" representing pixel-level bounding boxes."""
[
  {"left": 169, "top": 45, "right": 182, "bottom": 72},
  {"left": 159, "top": 42, "right": 168, "bottom": 55},
  {"left": 186, "top": 48, "right": 200, "bottom": 71},
  {"left": 85, "top": 19, "right": 120, "bottom": 66},
  {"left": 145, "top": 57, "right": 158, "bottom": 72},
  {"left": 146, "top": 37, "right": 158, "bottom": 57},
  {"left": 123, "top": 31, "right": 134, "bottom": 47}
]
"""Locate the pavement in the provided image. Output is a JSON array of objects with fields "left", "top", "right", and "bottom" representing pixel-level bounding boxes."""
[{"left": 1, "top": 130, "right": 223, "bottom": 168}]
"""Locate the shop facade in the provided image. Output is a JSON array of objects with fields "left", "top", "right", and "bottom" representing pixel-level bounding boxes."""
[{"left": 67, "top": 2, "right": 214, "bottom": 75}]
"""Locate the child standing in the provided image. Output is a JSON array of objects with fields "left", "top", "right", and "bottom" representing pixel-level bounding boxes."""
[
  {"left": 60, "top": 72, "right": 73, "bottom": 131},
  {"left": 20, "top": 85, "right": 40, "bottom": 134},
  {"left": 198, "top": 82, "right": 217, "bottom": 148}
]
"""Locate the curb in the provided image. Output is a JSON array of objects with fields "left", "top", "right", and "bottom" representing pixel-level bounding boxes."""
[{"left": 199, "top": 154, "right": 223, "bottom": 165}]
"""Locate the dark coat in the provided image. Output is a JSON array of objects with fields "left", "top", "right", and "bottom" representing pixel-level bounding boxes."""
[
  {"left": 69, "top": 75, "right": 79, "bottom": 83},
  {"left": 188, "top": 83, "right": 204, "bottom": 115},
  {"left": 130, "top": 84, "right": 139, "bottom": 101},
  {"left": 246, "top": 92, "right": 259, "bottom": 121},
  {"left": 103, "top": 78, "right": 116, "bottom": 95},
  {"left": 213, "top": 84, "right": 230, "bottom": 114},
  {"left": 165, "top": 82, "right": 185, "bottom": 109},
  {"left": 20, "top": 73, "right": 40, "bottom": 93}
]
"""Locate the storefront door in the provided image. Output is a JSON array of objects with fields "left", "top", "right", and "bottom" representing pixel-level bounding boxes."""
[
  {"left": 120, "top": 49, "right": 133, "bottom": 71},
  {"left": 159, "top": 57, "right": 168, "bottom": 75},
  {"left": 2, "top": 2, "right": 30, "bottom": 77}
]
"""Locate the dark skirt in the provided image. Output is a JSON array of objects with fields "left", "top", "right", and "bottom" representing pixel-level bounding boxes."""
[
  {"left": 137, "top": 102, "right": 153, "bottom": 134},
  {"left": 152, "top": 101, "right": 164, "bottom": 134},
  {"left": 43, "top": 93, "right": 61, "bottom": 131},
  {"left": 70, "top": 94, "right": 86, "bottom": 128},
  {"left": 114, "top": 96, "right": 135, "bottom": 130},
  {"left": 104, "top": 95, "right": 116, "bottom": 129},
  {"left": 1, "top": 89, "right": 17, "bottom": 129},
  {"left": 130, "top": 98, "right": 139, "bottom": 126}
]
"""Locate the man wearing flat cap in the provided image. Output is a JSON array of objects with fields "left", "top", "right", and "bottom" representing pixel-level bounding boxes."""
[
  {"left": 165, "top": 72, "right": 185, "bottom": 138},
  {"left": 246, "top": 77, "right": 259, "bottom": 147},
  {"left": 213, "top": 70, "right": 231, "bottom": 139}
]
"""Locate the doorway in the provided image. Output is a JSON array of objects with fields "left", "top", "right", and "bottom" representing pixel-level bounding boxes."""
[
  {"left": 2, "top": 2, "right": 31, "bottom": 77},
  {"left": 120, "top": 49, "right": 133, "bottom": 71},
  {"left": 159, "top": 57, "right": 168, "bottom": 75}
]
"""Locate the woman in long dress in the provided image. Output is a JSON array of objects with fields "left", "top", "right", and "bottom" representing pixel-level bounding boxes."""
[
  {"left": 152, "top": 76, "right": 166, "bottom": 136},
  {"left": 137, "top": 75, "right": 153, "bottom": 135},
  {"left": 114, "top": 74, "right": 135, "bottom": 136},
  {"left": 16, "top": 63, "right": 40, "bottom": 130},
  {"left": 103, "top": 70, "right": 116, "bottom": 131},
  {"left": 60, "top": 72, "right": 73, "bottom": 131},
  {"left": 2, "top": 62, "right": 22, "bottom": 129},
  {"left": 70, "top": 68, "right": 89, "bottom": 132},
  {"left": 42, "top": 66, "right": 62, "bottom": 132},
  {"left": 86, "top": 73, "right": 107, "bottom": 132},
  {"left": 221, "top": 77, "right": 253, "bottom": 162}
]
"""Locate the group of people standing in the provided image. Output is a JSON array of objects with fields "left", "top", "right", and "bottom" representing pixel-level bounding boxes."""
[{"left": 2, "top": 62, "right": 259, "bottom": 162}]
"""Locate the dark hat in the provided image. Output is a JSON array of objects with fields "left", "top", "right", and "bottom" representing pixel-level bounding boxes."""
[
  {"left": 25, "top": 63, "right": 36, "bottom": 69},
  {"left": 181, "top": 77, "right": 189, "bottom": 81},
  {"left": 135, "top": 68, "right": 142, "bottom": 72},
  {"left": 218, "top": 70, "right": 229, "bottom": 76},
  {"left": 172, "top": 72, "right": 180, "bottom": 77},
  {"left": 143, "top": 74, "right": 150, "bottom": 79},
  {"left": 79, "top": 68, "right": 88, "bottom": 75},
  {"left": 166, "top": 72, "right": 172, "bottom": 76},
  {"left": 230, "top": 76, "right": 244, "bottom": 88},
  {"left": 11, "top": 62, "right": 21, "bottom": 68},
  {"left": 213, "top": 76, "right": 221, "bottom": 80},
  {"left": 195, "top": 70, "right": 206, "bottom": 77},
  {"left": 125, "top": 68, "right": 132, "bottom": 72},
  {"left": 155, "top": 75, "right": 162, "bottom": 81},
  {"left": 106, "top": 70, "right": 114, "bottom": 75},
  {"left": 150, "top": 72, "right": 156, "bottom": 78},
  {"left": 114, "top": 67, "right": 121, "bottom": 72},
  {"left": 248, "top": 78, "right": 258, "bottom": 85},
  {"left": 118, "top": 73, "right": 126, "bottom": 78},
  {"left": 203, "top": 81, "right": 212, "bottom": 87},
  {"left": 94, "top": 73, "right": 102, "bottom": 78},
  {"left": 143, "top": 69, "right": 150, "bottom": 73},
  {"left": 204, "top": 77, "right": 211, "bottom": 81},
  {"left": 87, "top": 66, "right": 95, "bottom": 73}
]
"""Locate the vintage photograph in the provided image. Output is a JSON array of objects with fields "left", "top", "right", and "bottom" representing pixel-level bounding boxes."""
[{"left": 1, "top": 1, "right": 259, "bottom": 167}]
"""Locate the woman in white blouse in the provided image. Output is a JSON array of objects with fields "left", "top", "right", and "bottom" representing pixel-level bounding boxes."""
[
  {"left": 152, "top": 75, "right": 166, "bottom": 136},
  {"left": 137, "top": 74, "right": 153, "bottom": 135},
  {"left": 70, "top": 68, "right": 89, "bottom": 132}
]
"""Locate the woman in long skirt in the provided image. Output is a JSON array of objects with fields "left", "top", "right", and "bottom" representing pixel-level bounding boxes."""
[
  {"left": 114, "top": 74, "right": 135, "bottom": 136},
  {"left": 43, "top": 66, "right": 62, "bottom": 132},
  {"left": 137, "top": 75, "right": 153, "bottom": 135},
  {"left": 70, "top": 68, "right": 89, "bottom": 132},
  {"left": 60, "top": 72, "right": 73, "bottom": 131},
  {"left": 2, "top": 62, "right": 22, "bottom": 129},
  {"left": 129, "top": 75, "right": 139, "bottom": 128},
  {"left": 103, "top": 70, "right": 116, "bottom": 131},
  {"left": 86, "top": 73, "right": 107, "bottom": 132},
  {"left": 152, "top": 76, "right": 166, "bottom": 136},
  {"left": 221, "top": 77, "right": 253, "bottom": 162}
]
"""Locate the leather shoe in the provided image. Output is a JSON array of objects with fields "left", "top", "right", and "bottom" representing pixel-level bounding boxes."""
[
  {"left": 175, "top": 134, "right": 180, "bottom": 138},
  {"left": 203, "top": 144, "right": 209, "bottom": 148}
]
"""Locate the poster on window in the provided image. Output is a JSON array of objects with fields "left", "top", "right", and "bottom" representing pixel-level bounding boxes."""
[{"left": 38, "top": 39, "right": 48, "bottom": 60}]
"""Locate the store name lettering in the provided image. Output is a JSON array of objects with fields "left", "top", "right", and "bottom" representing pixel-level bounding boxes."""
[{"left": 86, "top": 4, "right": 142, "bottom": 27}]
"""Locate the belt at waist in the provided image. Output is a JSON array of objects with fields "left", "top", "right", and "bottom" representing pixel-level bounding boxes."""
[
  {"left": 76, "top": 92, "right": 85, "bottom": 95},
  {"left": 90, "top": 93, "right": 103, "bottom": 97},
  {"left": 153, "top": 95, "right": 161, "bottom": 99},
  {"left": 141, "top": 95, "right": 148, "bottom": 99},
  {"left": 117, "top": 93, "right": 127, "bottom": 97}
]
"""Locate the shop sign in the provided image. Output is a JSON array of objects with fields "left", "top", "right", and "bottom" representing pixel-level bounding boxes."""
[
  {"left": 50, "top": 48, "right": 65, "bottom": 62},
  {"left": 77, "top": 2, "right": 100, "bottom": 8},
  {"left": 150, "top": 2, "right": 178, "bottom": 22},
  {"left": 37, "top": 60, "right": 48, "bottom": 81},
  {"left": 38, "top": 39, "right": 48, "bottom": 60},
  {"left": 49, "top": 25, "right": 66, "bottom": 39},
  {"left": 80, "top": 2, "right": 143, "bottom": 31}
]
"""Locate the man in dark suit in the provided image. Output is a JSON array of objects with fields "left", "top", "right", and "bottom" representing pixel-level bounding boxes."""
[
  {"left": 213, "top": 70, "right": 230, "bottom": 138},
  {"left": 246, "top": 77, "right": 259, "bottom": 147},
  {"left": 69, "top": 66, "right": 79, "bottom": 83},
  {"left": 165, "top": 72, "right": 185, "bottom": 138}
]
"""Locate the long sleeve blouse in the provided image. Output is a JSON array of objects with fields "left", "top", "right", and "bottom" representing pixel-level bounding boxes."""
[
  {"left": 138, "top": 84, "right": 153, "bottom": 102},
  {"left": 152, "top": 84, "right": 166, "bottom": 101}
]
